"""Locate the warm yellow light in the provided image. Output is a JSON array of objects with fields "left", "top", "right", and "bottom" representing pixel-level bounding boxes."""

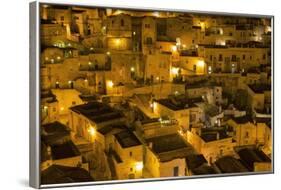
[
  {"left": 60, "top": 107, "right": 64, "bottom": 111},
  {"left": 156, "top": 77, "right": 160, "bottom": 81},
  {"left": 200, "top": 22, "right": 205, "bottom": 30},
  {"left": 50, "top": 59, "right": 54, "bottom": 63},
  {"left": 133, "top": 31, "right": 136, "bottom": 35},
  {"left": 135, "top": 162, "right": 143, "bottom": 171},
  {"left": 57, "top": 56, "right": 61, "bottom": 60},
  {"left": 171, "top": 67, "right": 179, "bottom": 75},
  {"left": 88, "top": 127, "right": 96, "bottom": 136},
  {"left": 43, "top": 106, "right": 48, "bottom": 110},
  {"left": 131, "top": 67, "right": 135, "bottom": 72},
  {"left": 106, "top": 51, "right": 111, "bottom": 55},
  {"left": 84, "top": 79, "right": 88, "bottom": 82},
  {"left": 171, "top": 45, "right": 177, "bottom": 52},
  {"left": 88, "top": 61, "right": 92, "bottom": 65},
  {"left": 116, "top": 39, "right": 120, "bottom": 45},
  {"left": 68, "top": 80, "right": 72, "bottom": 84},
  {"left": 90, "top": 47, "right": 94, "bottom": 50},
  {"left": 178, "top": 130, "right": 183, "bottom": 136},
  {"left": 107, "top": 80, "right": 114, "bottom": 88},
  {"left": 197, "top": 60, "right": 205, "bottom": 67},
  {"left": 153, "top": 12, "right": 159, "bottom": 17},
  {"left": 45, "top": 57, "right": 49, "bottom": 61},
  {"left": 55, "top": 81, "right": 59, "bottom": 84}
]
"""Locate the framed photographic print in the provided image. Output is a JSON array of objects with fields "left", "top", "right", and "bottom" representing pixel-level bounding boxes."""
[{"left": 29, "top": 0, "right": 274, "bottom": 188}]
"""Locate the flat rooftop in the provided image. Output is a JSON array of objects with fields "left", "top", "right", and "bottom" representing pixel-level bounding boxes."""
[
  {"left": 156, "top": 96, "right": 203, "bottom": 111},
  {"left": 232, "top": 115, "right": 253, "bottom": 124},
  {"left": 200, "top": 127, "right": 230, "bottom": 142},
  {"left": 97, "top": 123, "right": 127, "bottom": 135},
  {"left": 146, "top": 134, "right": 196, "bottom": 162},
  {"left": 186, "top": 154, "right": 207, "bottom": 170},
  {"left": 70, "top": 102, "right": 124, "bottom": 124},
  {"left": 215, "top": 156, "right": 249, "bottom": 173},
  {"left": 41, "top": 165, "right": 94, "bottom": 184},
  {"left": 51, "top": 141, "right": 81, "bottom": 160},
  {"left": 248, "top": 84, "right": 271, "bottom": 93},
  {"left": 237, "top": 148, "right": 271, "bottom": 171},
  {"left": 114, "top": 130, "right": 142, "bottom": 148},
  {"left": 42, "top": 121, "right": 70, "bottom": 145}
]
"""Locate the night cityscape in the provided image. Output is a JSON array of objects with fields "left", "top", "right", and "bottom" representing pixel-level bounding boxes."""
[{"left": 39, "top": 4, "right": 272, "bottom": 184}]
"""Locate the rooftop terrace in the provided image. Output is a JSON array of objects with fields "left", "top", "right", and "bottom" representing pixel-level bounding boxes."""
[
  {"left": 156, "top": 96, "right": 203, "bottom": 111},
  {"left": 70, "top": 102, "right": 124, "bottom": 124},
  {"left": 146, "top": 134, "right": 196, "bottom": 162},
  {"left": 114, "top": 130, "right": 142, "bottom": 148}
]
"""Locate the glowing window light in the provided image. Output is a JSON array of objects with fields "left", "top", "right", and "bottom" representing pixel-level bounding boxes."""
[
  {"left": 68, "top": 80, "right": 72, "bottom": 84},
  {"left": 171, "top": 67, "right": 179, "bottom": 75},
  {"left": 106, "top": 51, "right": 111, "bottom": 56},
  {"left": 43, "top": 106, "right": 48, "bottom": 110},
  {"left": 133, "top": 31, "right": 136, "bottom": 35},
  {"left": 88, "top": 61, "right": 92, "bottom": 65},
  {"left": 156, "top": 77, "right": 160, "bottom": 81},
  {"left": 55, "top": 81, "right": 59, "bottom": 84},
  {"left": 115, "top": 39, "right": 120, "bottom": 45},
  {"left": 107, "top": 80, "right": 114, "bottom": 88},
  {"left": 50, "top": 59, "right": 54, "bottom": 64},
  {"left": 57, "top": 56, "right": 61, "bottom": 60},
  {"left": 135, "top": 162, "right": 143, "bottom": 171},
  {"left": 88, "top": 127, "right": 96, "bottom": 136},
  {"left": 130, "top": 67, "right": 135, "bottom": 72},
  {"left": 197, "top": 60, "right": 205, "bottom": 67},
  {"left": 45, "top": 57, "right": 49, "bottom": 61},
  {"left": 171, "top": 45, "right": 177, "bottom": 52},
  {"left": 60, "top": 107, "right": 64, "bottom": 111}
]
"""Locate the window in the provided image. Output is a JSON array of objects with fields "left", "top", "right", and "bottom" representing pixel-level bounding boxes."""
[
  {"left": 53, "top": 107, "right": 56, "bottom": 112},
  {"left": 146, "top": 37, "right": 153, "bottom": 44},
  {"left": 263, "top": 54, "right": 266, "bottom": 60},
  {"left": 121, "top": 19, "right": 124, "bottom": 26},
  {"left": 250, "top": 56, "right": 252, "bottom": 60},
  {"left": 129, "top": 151, "right": 132, "bottom": 157},
  {"left": 72, "top": 101, "right": 76, "bottom": 105},
  {"left": 219, "top": 54, "right": 223, "bottom": 61},
  {"left": 231, "top": 55, "right": 237, "bottom": 62},
  {"left": 145, "top": 24, "right": 150, "bottom": 28},
  {"left": 173, "top": 166, "right": 179, "bottom": 176},
  {"left": 242, "top": 54, "right": 246, "bottom": 60},
  {"left": 210, "top": 55, "right": 213, "bottom": 61},
  {"left": 229, "top": 32, "right": 233, "bottom": 36},
  {"left": 193, "top": 65, "right": 197, "bottom": 72},
  {"left": 60, "top": 16, "right": 64, "bottom": 21},
  {"left": 245, "top": 131, "right": 249, "bottom": 138}
]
